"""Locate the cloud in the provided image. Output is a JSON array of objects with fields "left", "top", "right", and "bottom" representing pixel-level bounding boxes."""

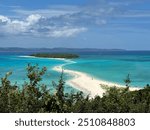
[
  {"left": 12, "top": 4, "right": 116, "bottom": 27},
  {"left": 0, "top": 14, "right": 42, "bottom": 34},
  {"left": 48, "top": 27, "right": 87, "bottom": 38},
  {"left": 13, "top": 5, "right": 80, "bottom": 17},
  {"left": 26, "top": 14, "right": 42, "bottom": 24},
  {"left": 118, "top": 10, "right": 150, "bottom": 18},
  {"left": 0, "top": 14, "right": 87, "bottom": 37},
  {"left": 0, "top": 15, "right": 11, "bottom": 23},
  {"left": 1, "top": 0, "right": 149, "bottom": 38}
]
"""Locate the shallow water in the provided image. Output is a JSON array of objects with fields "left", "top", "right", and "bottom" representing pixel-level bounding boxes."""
[
  {"left": 0, "top": 53, "right": 76, "bottom": 93},
  {"left": 65, "top": 52, "right": 150, "bottom": 87},
  {"left": 0, "top": 51, "right": 150, "bottom": 91}
]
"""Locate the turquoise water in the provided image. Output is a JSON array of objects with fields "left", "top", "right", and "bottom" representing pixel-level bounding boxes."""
[
  {"left": 66, "top": 54, "right": 150, "bottom": 87},
  {"left": 0, "top": 51, "right": 150, "bottom": 91},
  {"left": 0, "top": 54, "right": 75, "bottom": 93}
]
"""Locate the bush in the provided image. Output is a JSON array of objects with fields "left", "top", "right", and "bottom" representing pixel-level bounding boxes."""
[{"left": 0, "top": 65, "right": 150, "bottom": 113}]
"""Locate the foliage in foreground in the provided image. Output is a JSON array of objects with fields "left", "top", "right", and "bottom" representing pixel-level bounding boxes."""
[{"left": 0, "top": 65, "right": 150, "bottom": 113}]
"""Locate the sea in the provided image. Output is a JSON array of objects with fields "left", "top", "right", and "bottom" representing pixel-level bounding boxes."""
[{"left": 0, "top": 51, "right": 150, "bottom": 93}]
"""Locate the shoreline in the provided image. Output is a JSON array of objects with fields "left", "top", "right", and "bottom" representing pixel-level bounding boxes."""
[
  {"left": 19, "top": 55, "right": 76, "bottom": 63},
  {"left": 19, "top": 55, "right": 68, "bottom": 61},
  {"left": 52, "top": 61, "right": 140, "bottom": 98},
  {"left": 20, "top": 55, "right": 140, "bottom": 98}
]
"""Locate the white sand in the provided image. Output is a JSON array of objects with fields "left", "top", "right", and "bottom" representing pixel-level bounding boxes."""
[
  {"left": 53, "top": 62, "right": 140, "bottom": 98},
  {"left": 21, "top": 55, "right": 140, "bottom": 98},
  {"left": 19, "top": 55, "right": 72, "bottom": 62}
]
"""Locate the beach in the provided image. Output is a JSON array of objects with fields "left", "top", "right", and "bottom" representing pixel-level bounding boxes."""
[
  {"left": 20, "top": 56, "right": 140, "bottom": 97},
  {"left": 53, "top": 60, "right": 140, "bottom": 98}
]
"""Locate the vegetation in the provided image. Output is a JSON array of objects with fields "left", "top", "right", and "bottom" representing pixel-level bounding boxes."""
[
  {"left": 0, "top": 65, "right": 150, "bottom": 113},
  {"left": 124, "top": 74, "right": 131, "bottom": 87},
  {"left": 30, "top": 53, "right": 79, "bottom": 59}
]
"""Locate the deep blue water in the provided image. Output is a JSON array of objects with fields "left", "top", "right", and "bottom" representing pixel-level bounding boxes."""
[{"left": 0, "top": 51, "right": 150, "bottom": 91}]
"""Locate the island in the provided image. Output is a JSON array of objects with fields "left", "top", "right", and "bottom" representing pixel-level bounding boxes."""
[{"left": 30, "top": 53, "right": 79, "bottom": 59}]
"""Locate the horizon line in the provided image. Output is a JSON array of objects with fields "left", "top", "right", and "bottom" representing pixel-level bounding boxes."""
[{"left": 0, "top": 47, "right": 150, "bottom": 51}]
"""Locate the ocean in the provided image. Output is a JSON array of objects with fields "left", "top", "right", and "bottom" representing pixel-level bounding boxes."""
[{"left": 0, "top": 51, "right": 150, "bottom": 93}]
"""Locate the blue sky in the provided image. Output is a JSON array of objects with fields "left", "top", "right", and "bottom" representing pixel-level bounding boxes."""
[{"left": 0, "top": 0, "right": 150, "bottom": 50}]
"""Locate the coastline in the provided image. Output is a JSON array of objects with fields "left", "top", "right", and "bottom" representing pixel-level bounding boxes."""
[
  {"left": 52, "top": 60, "right": 140, "bottom": 98},
  {"left": 20, "top": 55, "right": 140, "bottom": 98},
  {"left": 19, "top": 55, "right": 76, "bottom": 63}
]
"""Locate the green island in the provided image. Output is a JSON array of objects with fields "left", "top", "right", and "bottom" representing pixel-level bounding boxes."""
[{"left": 30, "top": 53, "right": 79, "bottom": 59}]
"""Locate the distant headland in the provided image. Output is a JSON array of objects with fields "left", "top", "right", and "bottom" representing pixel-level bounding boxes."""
[{"left": 0, "top": 47, "right": 126, "bottom": 53}]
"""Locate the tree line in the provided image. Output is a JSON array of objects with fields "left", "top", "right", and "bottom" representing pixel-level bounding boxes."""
[{"left": 0, "top": 64, "right": 150, "bottom": 113}]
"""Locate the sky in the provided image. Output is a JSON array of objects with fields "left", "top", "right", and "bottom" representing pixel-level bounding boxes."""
[{"left": 0, "top": 0, "right": 150, "bottom": 50}]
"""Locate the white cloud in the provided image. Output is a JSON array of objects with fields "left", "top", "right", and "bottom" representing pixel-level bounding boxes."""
[
  {"left": 0, "top": 14, "right": 42, "bottom": 34},
  {"left": 6, "top": 20, "right": 29, "bottom": 33},
  {"left": 2, "top": 1, "right": 147, "bottom": 38},
  {"left": 0, "top": 15, "right": 11, "bottom": 23},
  {"left": 48, "top": 27, "right": 87, "bottom": 38},
  {"left": 26, "top": 14, "right": 42, "bottom": 24},
  {"left": 12, "top": 4, "right": 115, "bottom": 27},
  {"left": 0, "top": 2, "right": 116, "bottom": 37},
  {"left": 13, "top": 6, "right": 80, "bottom": 18},
  {"left": 0, "top": 14, "right": 87, "bottom": 37}
]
